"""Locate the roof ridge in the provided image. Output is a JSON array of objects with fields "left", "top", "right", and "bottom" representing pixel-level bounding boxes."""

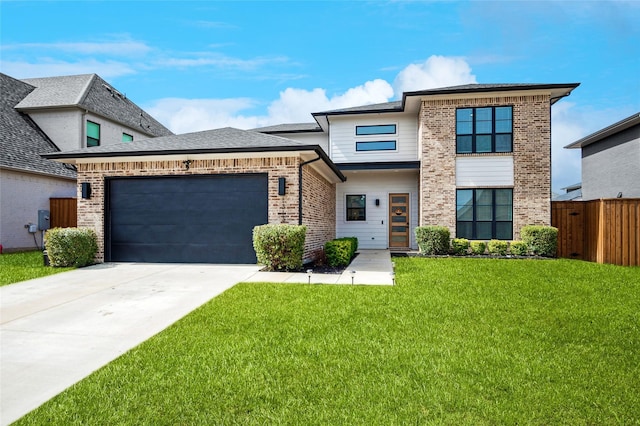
[{"left": 75, "top": 74, "right": 97, "bottom": 106}]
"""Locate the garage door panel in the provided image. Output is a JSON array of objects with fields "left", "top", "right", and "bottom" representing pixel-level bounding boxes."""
[{"left": 107, "top": 174, "right": 268, "bottom": 263}]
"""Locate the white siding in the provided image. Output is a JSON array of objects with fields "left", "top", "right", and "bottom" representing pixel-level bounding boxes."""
[
  {"left": 336, "top": 170, "right": 419, "bottom": 249},
  {"left": 0, "top": 169, "right": 76, "bottom": 251},
  {"left": 268, "top": 132, "right": 329, "bottom": 154},
  {"left": 329, "top": 114, "right": 418, "bottom": 163},
  {"left": 456, "top": 156, "right": 514, "bottom": 187}
]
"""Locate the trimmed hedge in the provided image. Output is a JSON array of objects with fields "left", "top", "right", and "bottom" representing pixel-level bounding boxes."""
[
  {"left": 470, "top": 241, "right": 486, "bottom": 255},
  {"left": 325, "top": 237, "right": 358, "bottom": 267},
  {"left": 510, "top": 240, "right": 529, "bottom": 256},
  {"left": 415, "top": 226, "right": 450, "bottom": 255},
  {"left": 451, "top": 238, "right": 470, "bottom": 255},
  {"left": 488, "top": 239, "right": 508, "bottom": 256},
  {"left": 253, "top": 224, "right": 306, "bottom": 271},
  {"left": 44, "top": 227, "right": 98, "bottom": 267},
  {"left": 521, "top": 225, "right": 558, "bottom": 257}
]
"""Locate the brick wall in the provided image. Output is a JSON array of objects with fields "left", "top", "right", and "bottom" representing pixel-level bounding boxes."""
[
  {"left": 76, "top": 156, "right": 336, "bottom": 263},
  {"left": 419, "top": 94, "right": 552, "bottom": 240},
  {"left": 302, "top": 166, "right": 336, "bottom": 261}
]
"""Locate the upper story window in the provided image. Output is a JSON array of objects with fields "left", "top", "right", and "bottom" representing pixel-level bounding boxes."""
[
  {"left": 346, "top": 195, "right": 366, "bottom": 221},
  {"left": 122, "top": 133, "right": 133, "bottom": 142},
  {"left": 355, "top": 124, "right": 397, "bottom": 152},
  {"left": 355, "top": 124, "right": 396, "bottom": 135},
  {"left": 456, "top": 106, "right": 513, "bottom": 154},
  {"left": 86, "top": 121, "right": 100, "bottom": 147}
]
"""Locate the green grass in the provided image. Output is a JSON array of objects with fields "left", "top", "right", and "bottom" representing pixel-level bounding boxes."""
[
  {"left": 16, "top": 258, "right": 640, "bottom": 424},
  {"left": 0, "top": 251, "right": 73, "bottom": 286}
]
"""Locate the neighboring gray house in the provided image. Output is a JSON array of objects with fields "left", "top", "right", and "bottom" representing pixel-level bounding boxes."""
[
  {"left": 0, "top": 73, "right": 172, "bottom": 252},
  {"left": 565, "top": 112, "right": 640, "bottom": 200},
  {"left": 552, "top": 183, "right": 582, "bottom": 201}
]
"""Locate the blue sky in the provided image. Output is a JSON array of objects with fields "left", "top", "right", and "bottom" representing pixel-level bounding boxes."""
[{"left": 2, "top": 1, "right": 639, "bottom": 192}]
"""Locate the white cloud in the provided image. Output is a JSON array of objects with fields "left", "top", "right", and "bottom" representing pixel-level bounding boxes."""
[
  {"left": 2, "top": 41, "right": 151, "bottom": 56},
  {"left": 393, "top": 55, "right": 477, "bottom": 95},
  {"left": 551, "top": 102, "right": 583, "bottom": 192},
  {"left": 0, "top": 59, "right": 136, "bottom": 79}
]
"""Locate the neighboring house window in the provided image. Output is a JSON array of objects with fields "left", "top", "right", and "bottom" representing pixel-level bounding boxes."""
[
  {"left": 122, "top": 133, "right": 133, "bottom": 142},
  {"left": 346, "top": 195, "right": 366, "bottom": 221},
  {"left": 456, "top": 188, "right": 513, "bottom": 240},
  {"left": 355, "top": 124, "right": 397, "bottom": 152},
  {"left": 356, "top": 141, "right": 396, "bottom": 151},
  {"left": 456, "top": 106, "right": 513, "bottom": 154},
  {"left": 87, "top": 121, "right": 100, "bottom": 147}
]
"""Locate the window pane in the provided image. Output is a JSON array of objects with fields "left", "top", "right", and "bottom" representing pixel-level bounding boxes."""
[
  {"left": 476, "top": 120, "right": 492, "bottom": 134},
  {"left": 475, "top": 189, "right": 493, "bottom": 206},
  {"left": 457, "top": 189, "right": 473, "bottom": 221},
  {"left": 495, "top": 189, "right": 512, "bottom": 205},
  {"left": 346, "top": 195, "right": 365, "bottom": 208},
  {"left": 457, "top": 222, "right": 473, "bottom": 239},
  {"left": 122, "top": 133, "right": 133, "bottom": 142},
  {"left": 457, "top": 108, "right": 473, "bottom": 123},
  {"left": 456, "top": 121, "right": 472, "bottom": 135},
  {"left": 495, "top": 106, "right": 512, "bottom": 120},
  {"left": 457, "top": 135, "right": 472, "bottom": 153},
  {"left": 347, "top": 208, "right": 365, "bottom": 221},
  {"left": 356, "top": 124, "right": 396, "bottom": 135},
  {"left": 476, "top": 206, "right": 493, "bottom": 221},
  {"left": 495, "top": 205, "right": 512, "bottom": 221},
  {"left": 496, "top": 222, "right": 513, "bottom": 240},
  {"left": 87, "top": 138, "right": 99, "bottom": 147},
  {"left": 495, "top": 119, "right": 512, "bottom": 133},
  {"left": 475, "top": 135, "right": 492, "bottom": 152},
  {"left": 475, "top": 108, "right": 492, "bottom": 121},
  {"left": 87, "top": 121, "right": 100, "bottom": 138},
  {"left": 476, "top": 222, "right": 492, "bottom": 240},
  {"left": 495, "top": 134, "right": 512, "bottom": 152},
  {"left": 356, "top": 141, "right": 396, "bottom": 151}
]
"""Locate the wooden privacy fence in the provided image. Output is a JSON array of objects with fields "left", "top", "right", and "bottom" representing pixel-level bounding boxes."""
[
  {"left": 552, "top": 199, "right": 640, "bottom": 267},
  {"left": 49, "top": 198, "right": 77, "bottom": 228}
]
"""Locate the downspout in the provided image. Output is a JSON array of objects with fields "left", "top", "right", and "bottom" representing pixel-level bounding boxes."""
[{"left": 298, "top": 156, "right": 322, "bottom": 225}]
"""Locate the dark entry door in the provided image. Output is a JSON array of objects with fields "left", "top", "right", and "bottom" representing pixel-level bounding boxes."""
[{"left": 106, "top": 174, "right": 268, "bottom": 263}]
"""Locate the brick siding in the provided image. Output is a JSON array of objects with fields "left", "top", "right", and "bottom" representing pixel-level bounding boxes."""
[
  {"left": 76, "top": 156, "right": 335, "bottom": 263},
  {"left": 419, "top": 94, "right": 552, "bottom": 240},
  {"left": 302, "top": 166, "right": 336, "bottom": 261}
]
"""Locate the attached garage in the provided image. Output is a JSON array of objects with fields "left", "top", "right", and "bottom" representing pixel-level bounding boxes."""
[
  {"left": 106, "top": 174, "right": 268, "bottom": 263},
  {"left": 42, "top": 127, "right": 345, "bottom": 264}
]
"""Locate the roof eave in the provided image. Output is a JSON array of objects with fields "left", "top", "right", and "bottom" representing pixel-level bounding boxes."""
[{"left": 565, "top": 112, "right": 640, "bottom": 149}]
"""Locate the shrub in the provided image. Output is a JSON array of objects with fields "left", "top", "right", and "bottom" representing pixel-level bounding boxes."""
[
  {"left": 488, "top": 239, "right": 508, "bottom": 256},
  {"left": 325, "top": 237, "right": 358, "bottom": 267},
  {"left": 470, "top": 241, "right": 486, "bottom": 255},
  {"left": 510, "top": 240, "right": 529, "bottom": 256},
  {"left": 451, "top": 238, "right": 470, "bottom": 255},
  {"left": 415, "top": 226, "right": 450, "bottom": 255},
  {"left": 252, "top": 224, "right": 306, "bottom": 271},
  {"left": 44, "top": 227, "right": 98, "bottom": 267},
  {"left": 521, "top": 225, "right": 558, "bottom": 257}
]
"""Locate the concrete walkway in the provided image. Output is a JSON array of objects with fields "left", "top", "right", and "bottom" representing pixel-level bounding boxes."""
[
  {"left": 243, "top": 249, "right": 395, "bottom": 285},
  {"left": 0, "top": 250, "right": 393, "bottom": 424}
]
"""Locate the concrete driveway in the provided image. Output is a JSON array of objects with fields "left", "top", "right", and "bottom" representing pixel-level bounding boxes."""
[{"left": 0, "top": 262, "right": 260, "bottom": 425}]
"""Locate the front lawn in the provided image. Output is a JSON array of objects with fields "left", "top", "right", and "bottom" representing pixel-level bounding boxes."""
[
  {"left": 0, "top": 251, "right": 73, "bottom": 286},
  {"left": 16, "top": 258, "right": 640, "bottom": 424}
]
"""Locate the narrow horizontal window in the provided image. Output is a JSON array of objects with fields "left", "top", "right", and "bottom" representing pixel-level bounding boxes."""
[
  {"left": 355, "top": 124, "right": 396, "bottom": 135},
  {"left": 356, "top": 140, "right": 397, "bottom": 151}
]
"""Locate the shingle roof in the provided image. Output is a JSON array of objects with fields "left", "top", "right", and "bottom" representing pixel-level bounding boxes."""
[
  {"left": 18, "top": 74, "right": 173, "bottom": 138},
  {"left": 313, "top": 101, "right": 403, "bottom": 115},
  {"left": 252, "top": 123, "right": 323, "bottom": 133},
  {"left": 42, "top": 127, "right": 313, "bottom": 157},
  {"left": 0, "top": 73, "right": 76, "bottom": 179}
]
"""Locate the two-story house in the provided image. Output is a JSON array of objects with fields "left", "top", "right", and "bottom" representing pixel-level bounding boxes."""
[
  {"left": 43, "top": 82, "right": 578, "bottom": 264},
  {"left": 0, "top": 73, "right": 172, "bottom": 251}
]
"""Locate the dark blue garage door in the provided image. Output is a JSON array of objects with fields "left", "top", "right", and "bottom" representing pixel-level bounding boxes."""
[{"left": 106, "top": 174, "right": 268, "bottom": 263}]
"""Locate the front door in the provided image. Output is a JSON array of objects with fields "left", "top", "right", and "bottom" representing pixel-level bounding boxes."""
[{"left": 389, "top": 193, "right": 410, "bottom": 248}]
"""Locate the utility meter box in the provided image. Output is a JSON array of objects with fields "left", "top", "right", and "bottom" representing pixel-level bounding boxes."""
[{"left": 38, "top": 210, "right": 50, "bottom": 231}]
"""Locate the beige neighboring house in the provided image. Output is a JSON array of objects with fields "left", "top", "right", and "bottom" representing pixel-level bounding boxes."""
[
  {"left": 44, "top": 82, "right": 579, "bottom": 264},
  {"left": 0, "top": 73, "right": 172, "bottom": 252}
]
